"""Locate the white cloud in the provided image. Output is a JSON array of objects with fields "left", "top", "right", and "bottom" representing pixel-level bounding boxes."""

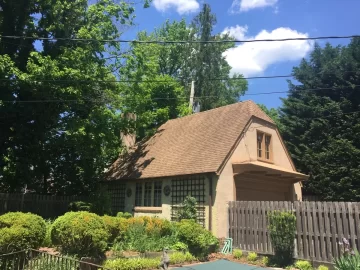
[
  {"left": 153, "top": 0, "right": 199, "bottom": 14},
  {"left": 222, "top": 26, "right": 313, "bottom": 76},
  {"left": 230, "top": 0, "right": 278, "bottom": 13}
]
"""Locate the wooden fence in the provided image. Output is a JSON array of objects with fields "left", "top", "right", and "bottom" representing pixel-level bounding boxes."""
[
  {"left": 0, "top": 193, "right": 86, "bottom": 218},
  {"left": 228, "top": 201, "right": 360, "bottom": 263}
]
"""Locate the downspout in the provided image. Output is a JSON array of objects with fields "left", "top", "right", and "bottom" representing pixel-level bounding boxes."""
[{"left": 208, "top": 174, "right": 213, "bottom": 232}]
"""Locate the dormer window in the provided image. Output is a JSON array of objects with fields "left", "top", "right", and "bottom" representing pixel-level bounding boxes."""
[{"left": 257, "top": 131, "right": 272, "bottom": 162}]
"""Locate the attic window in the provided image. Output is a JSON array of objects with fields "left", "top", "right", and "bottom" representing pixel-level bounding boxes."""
[{"left": 257, "top": 131, "right": 273, "bottom": 162}]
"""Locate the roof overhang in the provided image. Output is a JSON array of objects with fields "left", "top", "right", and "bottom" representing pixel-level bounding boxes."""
[{"left": 232, "top": 161, "right": 308, "bottom": 184}]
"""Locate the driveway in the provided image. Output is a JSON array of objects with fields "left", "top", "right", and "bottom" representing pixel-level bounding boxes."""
[{"left": 173, "top": 259, "right": 266, "bottom": 270}]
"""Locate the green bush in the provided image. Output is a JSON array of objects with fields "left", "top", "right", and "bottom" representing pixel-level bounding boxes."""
[
  {"left": 262, "top": 256, "right": 269, "bottom": 266},
  {"left": 0, "top": 212, "right": 46, "bottom": 253},
  {"left": 295, "top": 260, "right": 313, "bottom": 270},
  {"left": 169, "top": 252, "right": 195, "bottom": 264},
  {"left": 233, "top": 249, "right": 243, "bottom": 259},
  {"left": 177, "top": 196, "right": 197, "bottom": 221},
  {"left": 68, "top": 201, "right": 93, "bottom": 212},
  {"left": 176, "top": 219, "right": 219, "bottom": 258},
  {"left": 51, "top": 211, "right": 110, "bottom": 257},
  {"left": 171, "top": 242, "right": 188, "bottom": 252},
  {"left": 102, "top": 215, "right": 121, "bottom": 243},
  {"left": 247, "top": 252, "right": 258, "bottom": 262},
  {"left": 268, "top": 211, "right": 296, "bottom": 266},
  {"left": 318, "top": 265, "right": 329, "bottom": 270},
  {"left": 104, "top": 257, "right": 160, "bottom": 270},
  {"left": 334, "top": 250, "right": 360, "bottom": 270},
  {"left": 116, "top": 212, "right": 132, "bottom": 219},
  {"left": 42, "top": 219, "right": 53, "bottom": 247},
  {"left": 90, "top": 186, "right": 112, "bottom": 216}
]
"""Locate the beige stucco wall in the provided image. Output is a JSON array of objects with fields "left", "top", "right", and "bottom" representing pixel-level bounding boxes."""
[{"left": 213, "top": 118, "right": 303, "bottom": 238}]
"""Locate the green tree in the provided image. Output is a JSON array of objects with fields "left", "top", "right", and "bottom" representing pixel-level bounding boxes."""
[
  {"left": 0, "top": 0, "right": 148, "bottom": 194},
  {"left": 258, "top": 104, "right": 283, "bottom": 130},
  {"left": 280, "top": 38, "right": 360, "bottom": 201}
]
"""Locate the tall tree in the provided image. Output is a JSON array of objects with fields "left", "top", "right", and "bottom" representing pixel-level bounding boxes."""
[
  {"left": 0, "top": 0, "right": 148, "bottom": 194},
  {"left": 280, "top": 38, "right": 360, "bottom": 201}
]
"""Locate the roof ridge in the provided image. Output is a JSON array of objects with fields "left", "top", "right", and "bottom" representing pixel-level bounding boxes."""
[{"left": 167, "top": 100, "right": 254, "bottom": 123}]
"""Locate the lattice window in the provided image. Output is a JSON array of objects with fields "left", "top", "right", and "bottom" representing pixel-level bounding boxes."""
[
  {"left": 107, "top": 182, "right": 126, "bottom": 214},
  {"left": 135, "top": 183, "right": 143, "bottom": 206},
  {"left": 171, "top": 175, "right": 206, "bottom": 226},
  {"left": 144, "top": 182, "right": 152, "bottom": 207},
  {"left": 154, "top": 181, "right": 162, "bottom": 207}
]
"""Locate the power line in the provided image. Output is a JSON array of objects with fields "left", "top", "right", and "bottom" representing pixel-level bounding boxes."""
[
  {"left": 0, "top": 34, "right": 359, "bottom": 44},
  {"left": 1, "top": 85, "right": 359, "bottom": 103}
]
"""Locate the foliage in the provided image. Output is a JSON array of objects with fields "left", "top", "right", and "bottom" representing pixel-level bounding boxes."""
[
  {"left": 318, "top": 266, "right": 329, "bottom": 270},
  {"left": 117, "top": 212, "right": 132, "bottom": 219},
  {"left": 334, "top": 238, "right": 360, "bottom": 270},
  {"left": 247, "top": 252, "right": 258, "bottom": 262},
  {"left": 262, "top": 256, "right": 270, "bottom": 266},
  {"left": 0, "top": 212, "right": 46, "bottom": 253},
  {"left": 233, "top": 249, "right": 243, "bottom": 259},
  {"left": 51, "top": 211, "right": 109, "bottom": 257},
  {"left": 68, "top": 201, "right": 93, "bottom": 212},
  {"left": 27, "top": 254, "right": 79, "bottom": 270},
  {"left": 103, "top": 252, "right": 195, "bottom": 270},
  {"left": 0, "top": 0, "right": 144, "bottom": 194},
  {"left": 176, "top": 219, "right": 219, "bottom": 258},
  {"left": 258, "top": 104, "right": 283, "bottom": 130},
  {"left": 169, "top": 252, "right": 195, "bottom": 264},
  {"left": 268, "top": 211, "right": 296, "bottom": 266},
  {"left": 171, "top": 242, "right": 189, "bottom": 252},
  {"left": 42, "top": 219, "right": 54, "bottom": 247},
  {"left": 102, "top": 215, "right": 121, "bottom": 243},
  {"left": 90, "top": 185, "right": 112, "bottom": 215},
  {"left": 295, "top": 260, "right": 313, "bottom": 270},
  {"left": 279, "top": 38, "right": 360, "bottom": 201},
  {"left": 177, "top": 196, "right": 198, "bottom": 221}
]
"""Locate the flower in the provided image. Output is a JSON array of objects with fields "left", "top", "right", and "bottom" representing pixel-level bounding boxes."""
[{"left": 343, "top": 238, "right": 349, "bottom": 245}]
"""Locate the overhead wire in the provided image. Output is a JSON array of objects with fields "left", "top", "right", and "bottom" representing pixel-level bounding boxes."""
[{"left": 0, "top": 34, "right": 359, "bottom": 44}]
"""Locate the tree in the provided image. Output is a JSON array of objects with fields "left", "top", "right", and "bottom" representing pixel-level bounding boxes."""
[
  {"left": 177, "top": 196, "right": 198, "bottom": 221},
  {"left": 279, "top": 38, "right": 360, "bottom": 201},
  {"left": 258, "top": 104, "right": 283, "bottom": 130},
  {"left": 0, "top": 0, "right": 148, "bottom": 194}
]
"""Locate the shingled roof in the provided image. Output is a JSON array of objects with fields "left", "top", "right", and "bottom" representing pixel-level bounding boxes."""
[{"left": 106, "top": 100, "right": 275, "bottom": 181}]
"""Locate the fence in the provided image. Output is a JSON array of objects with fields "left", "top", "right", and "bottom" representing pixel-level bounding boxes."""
[
  {"left": 228, "top": 201, "right": 360, "bottom": 263},
  {"left": 0, "top": 249, "right": 109, "bottom": 270},
  {"left": 0, "top": 193, "right": 86, "bottom": 218}
]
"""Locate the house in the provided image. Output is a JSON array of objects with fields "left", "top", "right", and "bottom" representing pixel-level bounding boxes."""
[{"left": 105, "top": 100, "right": 308, "bottom": 238}]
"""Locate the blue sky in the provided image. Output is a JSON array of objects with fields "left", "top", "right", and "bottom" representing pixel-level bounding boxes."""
[{"left": 120, "top": 0, "right": 360, "bottom": 108}]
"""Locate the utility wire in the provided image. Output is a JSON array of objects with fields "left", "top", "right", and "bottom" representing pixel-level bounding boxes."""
[
  {"left": 1, "top": 85, "right": 359, "bottom": 103},
  {"left": 0, "top": 34, "right": 359, "bottom": 44}
]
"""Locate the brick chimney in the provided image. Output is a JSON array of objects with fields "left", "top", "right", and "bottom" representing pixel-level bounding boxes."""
[{"left": 120, "top": 113, "right": 137, "bottom": 150}]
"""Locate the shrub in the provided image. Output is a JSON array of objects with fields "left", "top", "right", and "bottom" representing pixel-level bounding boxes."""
[
  {"left": 176, "top": 219, "right": 219, "bottom": 258},
  {"left": 318, "top": 265, "right": 329, "bottom": 270},
  {"left": 233, "top": 249, "right": 243, "bottom": 259},
  {"left": 90, "top": 186, "right": 112, "bottom": 216},
  {"left": 295, "top": 260, "right": 313, "bottom": 270},
  {"left": 171, "top": 242, "right": 189, "bottom": 252},
  {"left": 116, "top": 212, "right": 132, "bottom": 219},
  {"left": 102, "top": 215, "right": 121, "bottom": 243},
  {"left": 51, "top": 211, "right": 110, "bottom": 257},
  {"left": 0, "top": 212, "right": 46, "bottom": 253},
  {"left": 247, "top": 252, "right": 258, "bottom": 262},
  {"left": 268, "top": 210, "right": 296, "bottom": 266},
  {"left": 104, "top": 257, "right": 160, "bottom": 270},
  {"left": 334, "top": 250, "right": 360, "bottom": 270},
  {"left": 42, "top": 219, "right": 53, "bottom": 247},
  {"left": 262, "top": 256, "right": 270, "bottom": 266},
  {"left": 170, "top": 252, "right": 195, "bottom": 264},
  {"left": 177, "top": 196, "right": 197, "bottom": 221},
  {"left": 68, "top": 201, "right": 93, "bottom": 212}
]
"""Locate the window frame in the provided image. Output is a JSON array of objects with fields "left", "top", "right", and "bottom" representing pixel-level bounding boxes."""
[
  {"left": 134, "top": 181, "right": 162, "bottom": 208},
  {"left": 256, "top": 130, "right": 273, "bottom": 163}
]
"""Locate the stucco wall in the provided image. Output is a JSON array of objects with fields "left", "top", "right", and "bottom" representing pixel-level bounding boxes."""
[{"left": 213, "top": 118, "right": 303, "bottom": 238}]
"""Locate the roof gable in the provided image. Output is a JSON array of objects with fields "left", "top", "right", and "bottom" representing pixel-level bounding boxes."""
[{"left": 106, "top": 100, "right": 275, "bottom": 180}]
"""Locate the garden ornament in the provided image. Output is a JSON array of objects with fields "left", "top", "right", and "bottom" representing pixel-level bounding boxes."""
[{"left": 160, "top": 248, "right": 170, "bottom": 270}]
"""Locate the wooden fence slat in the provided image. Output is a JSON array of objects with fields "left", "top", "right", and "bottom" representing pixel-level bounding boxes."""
[
  {"left": 347, "top": 203, "right": 356, "bottom": 250},
  {"left": 340, "top": 202, "right": 349, "bottom": 241},
  {"left": 317, "top": 201, "right": 326, "bottom": 262},
  {"left": 330, "top": 202, "right": 338, "bottom": 259},
  {"left": 323, "top": 201, "right": 331, "bottom": 261},
  {"left": 312, "top": 201, "right": 320, "bottom": 261},
  {"left": 335, "top": 202, "right": 343, "bottom": 258},
  {"left": 354, "top": 203, "right": 360, "bottom": 252},
  {"left": 295, "top": 201, "right": 303, "bottom": 259},
  {"left": 236, "top": 201, "right": 241, "bottom": 248},
  {"left": 302, "top": 201, "right": 309, "bottom": 259}
]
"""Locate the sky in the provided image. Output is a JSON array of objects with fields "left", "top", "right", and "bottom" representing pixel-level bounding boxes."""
[{"left": 120, "top": 0, "right": 360, "bottom": 108}]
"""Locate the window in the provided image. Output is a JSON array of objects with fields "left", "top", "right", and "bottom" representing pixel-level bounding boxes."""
[
  {"left": 135, "top": 183, "right": 143, "bottom": 206},
  {"left": 257, "top": 131, "right": 272, "bottom": 162},
  {"left": 135, "top": 181, "right": 162, "bottom": 207},
  {"left": 153, "top": 181, "right": 162, "bottom": 207}
]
